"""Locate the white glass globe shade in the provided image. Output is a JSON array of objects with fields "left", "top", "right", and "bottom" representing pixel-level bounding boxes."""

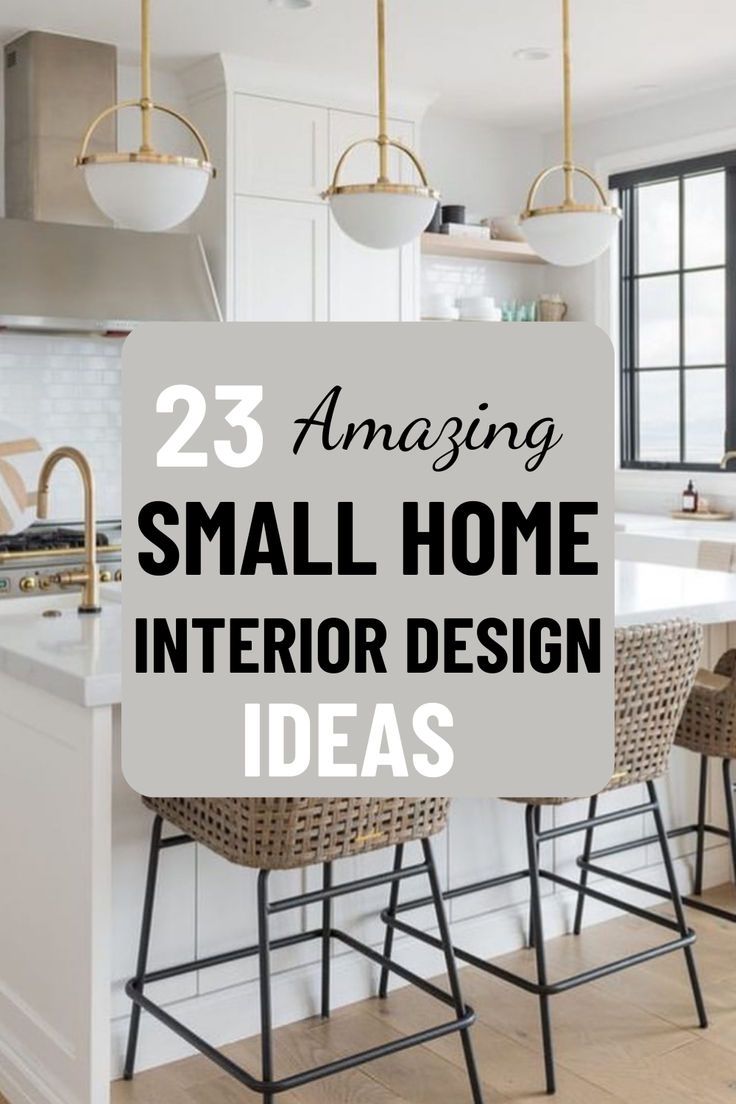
[
  {"left": 522, "top": 209, "right": 620, "bottom": 266},
  {"left": 329, "top": 190, "right": 438, "bottom": 249},
  {"left": 83, "top": 160, "right": 210, "bottom": 232}
]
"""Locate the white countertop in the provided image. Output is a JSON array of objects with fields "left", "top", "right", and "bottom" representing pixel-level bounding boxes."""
[
  {"left": 616, "top": 510, "right": 736, "bottom": 543},
  {"left": 0, "top": 587, "right": 121, "bottom": 707},
  {"left": 1, "top": 565, "right": 736, "bottom": 705},
  {"left": 614, "top": 559, "right": 736, "bottom": 627}
]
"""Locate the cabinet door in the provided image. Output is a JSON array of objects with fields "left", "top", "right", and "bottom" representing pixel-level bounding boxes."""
[
  {"left": 234, "top": 196, "right": 328, "bottom": 321},
  {"left": 328, "top": 110, "right": 419, "bottom": 321},
  {"left": 234, "top": 95, "right": 328, "bottom": 202}
]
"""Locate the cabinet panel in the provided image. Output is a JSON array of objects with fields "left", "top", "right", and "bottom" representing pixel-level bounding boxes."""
[
  {"left": 234, "top": 95, "right": 328, "bottom": 201},
  {"left": 328, "top": 110, "right": 418, "bottom": 321},
  {"left": 234, "top": 196, "right": 328, "bottom": 321},
  {"left": 112, "top": 743, "right": 197, "bottom": 1018}
]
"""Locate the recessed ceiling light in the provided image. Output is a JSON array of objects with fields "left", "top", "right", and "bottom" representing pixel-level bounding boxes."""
[
  {"left": 269, "top": 0, "right": 312, "bottom": 8},
  {"left": 513, "top": 47, "right": 551, "bottom": 62}
]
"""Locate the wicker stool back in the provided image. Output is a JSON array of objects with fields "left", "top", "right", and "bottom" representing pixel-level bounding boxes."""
[
  {"left": 142, "top": 796, "right": 449, "bottom": 869},
  {"left": 610, "top": 619, "right": 703, "bottom": 790},
  {"left": 512, "top": 620, "right": 703, "bottom": 806},
  {"left": 675, "top": 648, "right": 736, "bottom": 759}
]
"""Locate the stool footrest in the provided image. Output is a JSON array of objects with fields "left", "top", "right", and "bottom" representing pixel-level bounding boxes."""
[
  {"left": 383, "top": 862, "right": 695, "bottom": 999},
  {"left": 125, "top": 926, "right": 474, "bottom": 1095},
  {"left": 382, "top": 909, "right": 694, "bottom": 996},
  {"left": 581, "top": 822, "right": 736, "bottom": 924}
]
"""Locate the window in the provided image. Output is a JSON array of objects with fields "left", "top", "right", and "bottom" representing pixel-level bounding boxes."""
[{"left": 614, "top": 151, "right": 736, "bottom": 470}]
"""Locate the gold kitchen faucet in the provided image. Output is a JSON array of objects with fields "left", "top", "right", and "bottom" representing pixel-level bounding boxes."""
[{"left": 36, "top": 447, "right": 100, "bottom": 614}]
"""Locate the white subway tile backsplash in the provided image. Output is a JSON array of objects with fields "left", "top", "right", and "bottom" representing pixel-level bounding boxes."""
[
  {"left": 0, "top": 332, "right": 123, "bottom": 521},
  {"left": 421, "top": 255, "right": 545, "bottom": 316}
]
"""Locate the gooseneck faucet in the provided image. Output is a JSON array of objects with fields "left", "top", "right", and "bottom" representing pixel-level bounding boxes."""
[
  {"left": 721, "top": 451, "right": 736, "bottom": 469},
  {"left": 36, "top": 447, "right": 100, "bottom": 614}
]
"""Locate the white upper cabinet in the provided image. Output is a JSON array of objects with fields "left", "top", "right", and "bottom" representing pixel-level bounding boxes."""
[
  {"left": 234, "top": 195, "right": 328, "bottom": 321},
  {"left": 327, "top": 110, "right": 419, "bottom": 322},
  {"left": 234, "top": 95, "right": 329, "bottom": 202}
]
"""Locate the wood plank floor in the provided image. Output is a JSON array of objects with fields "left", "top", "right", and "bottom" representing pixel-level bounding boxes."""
[{"left": 5, "top": 887, "right": 736, "bottom": 1104}]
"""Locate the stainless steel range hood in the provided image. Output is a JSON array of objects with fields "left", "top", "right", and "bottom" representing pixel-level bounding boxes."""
[
  {"left": 0, "top": 218, "right": 221, "bottom": 332},
  {"left": 2, "top": 31, "right": 221, "bottom": 332}
]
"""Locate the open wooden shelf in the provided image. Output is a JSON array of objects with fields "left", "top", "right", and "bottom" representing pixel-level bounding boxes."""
[{"left": 421, "top": 232, "right": 545, "bottom": 265}]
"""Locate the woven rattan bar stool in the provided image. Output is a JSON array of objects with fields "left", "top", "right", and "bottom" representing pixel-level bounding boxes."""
[
  {"left": 378, "top": 621, "right": 707, "bottom": 1094},
  {"left": 585, "top": 648, "right": 736, "bottom": 924},
  {"left": 123, "top": 797, "right": 483, "bottom": 1103}
]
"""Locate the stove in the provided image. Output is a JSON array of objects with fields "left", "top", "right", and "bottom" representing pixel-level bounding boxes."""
[{"left": 0, "top": 521, "right": 122, "bottom": 598}]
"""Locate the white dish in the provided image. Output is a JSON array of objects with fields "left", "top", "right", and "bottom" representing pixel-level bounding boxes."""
[
  {"left": 422, "top": 308, "right": 460, "bottom": 321},
  {"left": 486, "top": 215, "right": 526, "bottom": 242},
  {"left": 458, "top": 295, "right": 495, "bottom": 311},
  {"left": 459, "top": 310, "right": 501, "bottom": 322}
]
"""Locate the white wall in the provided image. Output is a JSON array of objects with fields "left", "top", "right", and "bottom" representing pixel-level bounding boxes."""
[
  {"left": 419, "top": 110, "right": 548, "bottom": 314},
  {"left": 117, "top": 63, "right": 197, "bottom": 159},
  {"left": 421, "top": 110, "right": 544, "bottom": 220}
]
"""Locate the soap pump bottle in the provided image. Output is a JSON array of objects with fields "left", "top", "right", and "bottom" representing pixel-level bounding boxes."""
[{"left": 682, "top": 479, "right": 698, "bottom": 513}]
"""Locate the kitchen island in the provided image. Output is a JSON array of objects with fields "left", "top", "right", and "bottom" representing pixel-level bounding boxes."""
[{"left": 1, "top": 564, "right": 736, "bottom": 1104}]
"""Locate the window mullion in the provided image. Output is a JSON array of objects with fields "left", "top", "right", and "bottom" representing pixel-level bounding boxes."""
[
  {"left": 726, "top": 167, "right": 736, "bottom": 453},
  {"left": 678, "top": 176, "right": 686, "bottom": 465}
]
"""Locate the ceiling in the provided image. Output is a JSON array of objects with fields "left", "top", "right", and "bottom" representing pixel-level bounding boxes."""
[{"left": 2, "top": 1, "right": 735, "bottom": 125}]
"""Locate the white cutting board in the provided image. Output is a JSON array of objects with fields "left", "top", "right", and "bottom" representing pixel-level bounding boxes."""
[{"left": 0, "top": 421, "right": 44, "bottom": 534}]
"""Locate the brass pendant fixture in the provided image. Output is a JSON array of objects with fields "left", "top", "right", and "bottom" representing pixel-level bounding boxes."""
[
  {"left": 77, "top": 0, "right": 215, "bottom": 232},
  {"left": 520, "top": 0, "right": 621, "bottom": 266},
  {"left": 323, "top": 0, "right": 439, "bottom": 250}
]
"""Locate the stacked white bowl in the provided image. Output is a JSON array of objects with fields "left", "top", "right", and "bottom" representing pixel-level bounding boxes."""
[
  {"left": 422, "top": 294, "right": 460, "bottom": 321},
  {"left": 458, "top": 296, "right": 502, "bottom": 322}
]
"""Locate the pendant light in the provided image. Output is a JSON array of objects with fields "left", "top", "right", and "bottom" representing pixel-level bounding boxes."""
[
  {"left": 520, "top": 0, "right": 620, "bottom": 266},
  {"left": 76, "top": 0, "right": 215, "bottom": 232},
  {"left": 323, "top": 0, "right": 439, "bottom": 250}
]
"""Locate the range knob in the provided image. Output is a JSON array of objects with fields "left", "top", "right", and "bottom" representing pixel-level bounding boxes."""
[
  {"left": 99, "top": 570, "right": 112, "bottom": 583},
  {"left": 114, "top": 569, "right": 122, "bottom": 582},
  {"left": 19, "top": 575, "right": 37, "bottom": 592}
]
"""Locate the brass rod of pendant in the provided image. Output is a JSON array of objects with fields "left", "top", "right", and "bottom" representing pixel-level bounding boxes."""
[
  {"left": 140, "top": 0, "right": 153, "bottom": 152},
  {"left": 562, "top": 0, "right": 574, "bottom": 203},
  {"left": 377, "top": 0, "right": 389, "bottom": 182}
]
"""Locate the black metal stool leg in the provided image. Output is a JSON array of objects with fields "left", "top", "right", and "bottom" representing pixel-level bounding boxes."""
[
  {"left": 378, "top": 844, "right": 404, "bottom": 1000},
  {"left": 422, "top": 837, "right": 484, "bottom": 1104},
  {"left": 694, "top": 755, "right": 709, "bottom": 896},
  {"left": 573, "top": 795, "right": 598, "bottom": 935},
  {"left": 257, "top": 870, "right": 275, "bottom": 1104},
  {"left": 525, "top": 804, "right": 556, "bottom": 1094},
  {"left": 124, "top": 814, "right": 163, "bottom": 1080},
  {"left": 528, "top": 806, "right": 542, "bottom": 948},
  {"left": 723, "top": 759, "right": 736, "bottom": 883},
  {"left": 647, "top": 781, "right": 708, "bottom": 1029},
  {"left": 321, "top": 861, "right": 333, "bottom": 1018}
]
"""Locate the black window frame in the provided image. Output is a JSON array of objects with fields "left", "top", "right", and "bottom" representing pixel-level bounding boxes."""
[{"left": 613, "top": 149, "right": 736, "bottom": 471}]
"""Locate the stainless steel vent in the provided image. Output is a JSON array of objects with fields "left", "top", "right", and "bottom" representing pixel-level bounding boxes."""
[
  {"left": 4, "top": 31, "right": 117, "bottom": 226},
  {"left": 0, "top": 219, "right": 222, "bottom": 331}
]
